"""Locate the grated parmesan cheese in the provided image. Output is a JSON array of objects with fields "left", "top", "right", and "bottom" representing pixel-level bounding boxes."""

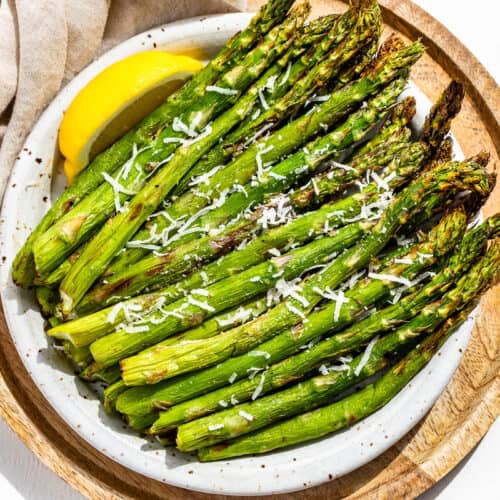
[
  {"left": 313, "top": 286, "right": 349, "bottom": 321},
  {"left": 367, "top": 272, "right": 413, "bottom": 287},
  {"left": 102, "top": 172, "right": 138, "bottom": 213},
  {"left": 189, "top": 164, "right": 223, "bottom": 187},
  {"left": 255, "top": 145, "right": 274, "bottom": 181},
  {"left": 354, "top": 335, "right": 379, "bottom": 376},
  {"left": 216, "top": 307, "right": 254, "bottom": 327},
  {"left": 208, "top": 423, "right": 225, "bottom": 431},
  {"left": 249, "top": 350, "right": 271, "bottom": 359},
  {"left": 187, "top": 295, "right": 215, "bottom": 312},
  {"left": 238, "top": 410, "right": 254, "bottom": 422},
  {"left": 278, "top": 62, "right": 291, "bottom": 86},
  {"left": 206, "top": 85, "right": 238, "bottom": 96},
  {"left": 243, "top": 123, "right": 274, "bottom": 147},
  {"left": 285, "top": 302, "right": 306, "bottom": 319},
  {"left": 258, "top": 88, "right": 270, "bottom": 110},
  {"left": 251, "top": 372, "right": 267, "bottom": 400},
  {"left": 267, "top": 248, "right": 281, "bottom": 257},
  {"left": 394, "top": 257, "right": 413, "bottom": 265}
]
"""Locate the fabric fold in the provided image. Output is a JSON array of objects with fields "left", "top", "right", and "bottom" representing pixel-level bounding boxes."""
[{"left": 0, "top": 0, "right": 244, "bottom": 202}]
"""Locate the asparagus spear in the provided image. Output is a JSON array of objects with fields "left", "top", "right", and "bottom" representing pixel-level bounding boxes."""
[
  {"left": 109, "top": 13, "right": 356, "bottom": 278},
  {"left": 79, "top": 363, "right": 120, "bottom": 384},
  {"left": 34, "top": 15, "right": 341, "bottom": 289},
  {"left": 176, "top": 243, "right": 498, "bottom": 450},
  {"left": 78, "top": 138, "right": 423, "bottom": 312},
  {"left": 165, "top": 211, "right": 500, "bottom": 433},
  {"left": 103, "top": 380, "right": 129, "bottom": 414},
  {"left": 48, "top": 140, "right": 424, "bottom": 344},
  {"left": 33, "top": 3, "right": 309, "bottom": 280},
  {"left": 117, "top": 159, "right": 491, "bottom": 384},
  {"left": 35, "top": 286, "right": 58, "bottom": 318},
  {"left": 116, "top": 208, "right": 467, "bottom": 418},
  {"left": 171, "top": 8, "right": 363, "bottom": 197},
  {"left": 99, "top": 297, "right": 270, "bottom": 408},
  {"left": 125, "top": 413, "right": 158, "bottom": 432},
  {"left": 196, "top": 295, "right": 491, "bottom": 460},
  {"left": 56, "top": 219, "right": 367, "bottom": 352},
  {"left": 428, "top": 137, "right": 454, "bottom": 168},
  {"left": 176, "top": 0, "right": 381, "bottom": 193},
  {"left": 421, "top": 81, "right": 464, "bottom": 155},
  {"left": 60, "top": 78, "right": 409, "bottom": 318},
  {"left": 11, "top": 0, "right": 294, "bottom": 288},
  {"left": 98, "top": 42, "right": 423, "bottom": 278},
  {"left": 329, "top": 35, "right": 378, "bottom": 91},
  {"left": 352, "top": 94, "right": 416, "bottom": 158},
  {"left": 62, "top": 341, "right": 93, "bottom": 370}
]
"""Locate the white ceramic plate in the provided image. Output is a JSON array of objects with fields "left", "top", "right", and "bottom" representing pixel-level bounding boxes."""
[{"left": 0, "top": 14, "right": 474, "bottom": 496}]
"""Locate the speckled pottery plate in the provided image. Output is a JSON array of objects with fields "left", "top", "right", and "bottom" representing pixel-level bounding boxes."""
[{"left": 0, "top": 13, "right": 474, "bottom": 496}]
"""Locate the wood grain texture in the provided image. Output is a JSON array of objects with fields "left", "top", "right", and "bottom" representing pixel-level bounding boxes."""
[{"left": 0, "top": 1, "right": 498, "bottom": 498}]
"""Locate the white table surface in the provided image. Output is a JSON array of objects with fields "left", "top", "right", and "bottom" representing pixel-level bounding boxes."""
[{"left": 0, "top": 1, "right": 498, "bottom": 498}]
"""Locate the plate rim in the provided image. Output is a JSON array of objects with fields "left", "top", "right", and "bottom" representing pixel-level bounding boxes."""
[{"left": 0, "top": 2, "right": 498, "bottom": 496}]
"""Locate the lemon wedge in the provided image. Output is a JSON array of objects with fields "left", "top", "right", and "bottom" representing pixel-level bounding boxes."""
[{"left": 59, "top": 51, "right": 203, "bottom": 183}]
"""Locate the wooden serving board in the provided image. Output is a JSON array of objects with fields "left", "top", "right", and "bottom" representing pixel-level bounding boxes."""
[{"left": 0, "top": 1, "right": 498, "bottom": 498}]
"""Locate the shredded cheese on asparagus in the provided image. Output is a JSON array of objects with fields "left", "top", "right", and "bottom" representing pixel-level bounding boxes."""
[
  {"left": 206, "top": 85, "right": 238, "bottom": 96},
  {"left": 238, "top": 410, "right": 254, "bottom": 422},
  {"left": 251, "top": 372, "right": 267, "bottom": 400},
  {"left": 354, "top": 335, "right": 380, "bottom": 376}
]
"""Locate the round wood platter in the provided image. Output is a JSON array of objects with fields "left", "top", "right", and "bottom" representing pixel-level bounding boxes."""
[{"left": 0, "top": 0, "right": 498, "bottom": 498}]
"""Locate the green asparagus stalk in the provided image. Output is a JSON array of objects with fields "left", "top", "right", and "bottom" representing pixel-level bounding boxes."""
[
  {"left": 116, "top": 208, "right": 468, "bottom": 418},
  {"left": 12, "top": 0, "right": 295, "bottom": 287},
  {"left": 102, "top": 298, "right": 271, "bottom": 413},
  {"left": 33, "top": 3, "right": 309, "bottom": 280},
  {"left": 78, "top": 138, "right": 423, "bottom": 312},
  {"left": 79, "top": 363, "right": 120, "bottom": 384},
  {"left": 176, "top": 243, "right": 498, "bottom": 450},
  {"left": 99, "top": 42, "right": 423, "bottom": 278},
  {"left": 103, "top": 380, "right": 129, "bottom": 413},
  {"left": 179, "top": 0, "right": 381, "bottom": 187},
  {"left": 171, "top": 8, "right": 366, "bottom": 197},
  {"left": 150, "top": 210, "right": 476, "bottom": 434},
  {"left": 35, "top": 14, "right": 342, "bottom": 289},
  {"left": 67, "top": 221, "right": 368, "bottom": 357},
  {"left": 60, "top": 77, "right": 409, "bottom": 318},
  {"left": 62, "top": 341, "right": 93, "bottom": 370},
  {"left": 427, "top": 136, "right": 454, "bottom": 169},
  {"left": 196, "top": 299, "right": 488, "bottom": 460},
  {"left": 329, "top": 36, "right": 378, "bottom": 92},
  {"left": 118, "top": 159, "right": 491, "bottom": 385},
  {"left": 155, "top": 434, "right": 177, "bottom": 447},
  {"left": 35, "top": 287, "right": 58, "bottom": 318},
  {"left": 48, "top": 141, "right": 424, "bottom": 346},
  {"left": 125, "top": 413, "right": 158, "bottom": 432},
  {"left": 421, "top": 81, "right": 464, "bottom": 154},
  {"left": 352, "top": 94, "right": 416, "bottom": 158}
]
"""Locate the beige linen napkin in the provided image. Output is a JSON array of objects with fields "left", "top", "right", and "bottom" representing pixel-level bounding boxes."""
[{"left": 0, "top": 0, "right": 245, "bottom": 202}]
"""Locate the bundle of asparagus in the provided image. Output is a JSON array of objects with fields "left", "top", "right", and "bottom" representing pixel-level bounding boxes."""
[{"left": 13, "top": 0, "right": 499, "bottom": 462}]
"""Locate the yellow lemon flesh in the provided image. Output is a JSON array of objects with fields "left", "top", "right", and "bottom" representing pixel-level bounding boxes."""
[{"left": 59, "top": 51, "right": 203, "bottom": 183}]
